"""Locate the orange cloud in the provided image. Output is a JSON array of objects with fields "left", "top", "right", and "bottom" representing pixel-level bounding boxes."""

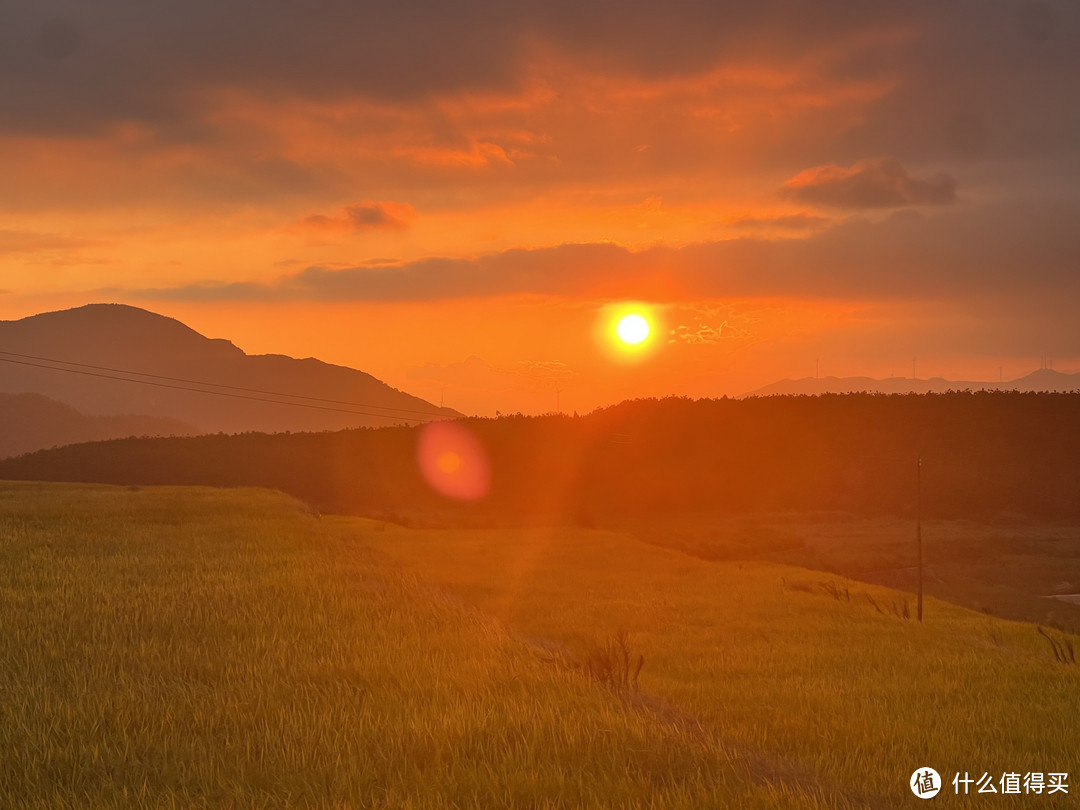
[
  {"left": 727, "top": 213, "right": 830, "bottom": 231},
  {"left": 781, "top": 157, "right": 956, "bottom": 209},
  {"left": 130, "top": 198, "right": 1078, "bottom": 305},
  {"left": 0, "top": 229, "right": 93, "bottom": 256},
  {"left": 299, "top": 201, "right": 417, "bottom": 233}
]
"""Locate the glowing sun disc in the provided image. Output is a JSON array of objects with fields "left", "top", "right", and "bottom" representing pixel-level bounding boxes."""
[{"left": 616, "top": 313, "right": 650, "bottom": 345}]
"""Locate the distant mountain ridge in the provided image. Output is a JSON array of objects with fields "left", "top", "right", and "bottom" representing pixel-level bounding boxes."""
[
  {"left": 0, "top": 392, "right": 198, "bottom": 458},
  {"left": 0, "top": 304, "right": 459, "bottom": 436},
  {"left": 743, "top": 368, "right": 1080, "bottom": 397}
]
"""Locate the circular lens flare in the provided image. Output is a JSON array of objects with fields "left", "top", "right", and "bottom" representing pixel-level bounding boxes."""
[
  {"left": 436, "top": 451, "right": 463, "bottom": 474},
  {"left": 616, "top": 313, "right": 650, "bottom": 345},
  {"left": 417, "top": 421, "right": 490, "bottom": 501}
]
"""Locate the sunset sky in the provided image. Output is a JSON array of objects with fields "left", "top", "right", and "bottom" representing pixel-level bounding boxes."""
[{"left": 2, "top": 0, "right": 1078, "bottom": 415}]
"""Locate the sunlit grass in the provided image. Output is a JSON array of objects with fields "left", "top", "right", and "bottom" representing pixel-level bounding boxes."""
[
  {"left": 345, "top": 519, "right": 1080, "bottom": 809},
  {"left": 1, "top": 482, "right": 837, "bottom": 809}
]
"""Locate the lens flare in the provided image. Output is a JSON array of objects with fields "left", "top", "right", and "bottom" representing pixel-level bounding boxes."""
[{"left": 417, "top": 421, "right": 490, "bottom": 501}]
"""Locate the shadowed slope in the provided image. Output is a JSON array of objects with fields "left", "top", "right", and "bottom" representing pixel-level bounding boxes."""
[{"left": 0, "top": 392, "right": 198, "bottom": 458}]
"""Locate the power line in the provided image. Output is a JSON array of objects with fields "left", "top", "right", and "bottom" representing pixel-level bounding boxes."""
[
  {"left": 0, "top": 350, "right": 449, "bottom": 418},
  {"left": 0, "top": 353, "right": 446, "bottom": 424}
]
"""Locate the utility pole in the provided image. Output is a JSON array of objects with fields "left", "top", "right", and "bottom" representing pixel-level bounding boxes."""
[
  {"left": 917, "top": 455, "right": 923, "bottom": 623},
  {"left": 556, "top": 388, "right": 561, "bottom": 414}
]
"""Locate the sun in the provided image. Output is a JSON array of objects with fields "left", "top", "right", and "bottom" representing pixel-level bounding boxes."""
[
  {"left": 616, "top": 313, "right": 651, "bottom": 345},
  {"left": 597, "top": 303, "right": 660, "bottom": 361}
]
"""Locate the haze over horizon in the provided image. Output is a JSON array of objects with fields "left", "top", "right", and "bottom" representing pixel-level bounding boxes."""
[{"left": 3, "top": 1, "right": 1078, "bottom": 415}]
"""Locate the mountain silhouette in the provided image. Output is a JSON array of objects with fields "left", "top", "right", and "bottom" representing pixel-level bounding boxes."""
[
  {"left": 0, "top": 392, "right": 198, "bottom": 458},
  {"left": 743, "top": 368, "right": 1080, "bottom": 397},
  {"left": 0, "top": 304, "right": 459, "bottom": 435}
]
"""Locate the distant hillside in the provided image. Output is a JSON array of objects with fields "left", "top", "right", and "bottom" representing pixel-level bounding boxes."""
[
  {"left": 0, "top": 392, "right": 198, "bottom": 458},
  {"left": 0, "top": 304, "right": 459, "bottom": 434},
  {"left": 744, "top": 368, "right": 1080, "bottom": 397},
  {"left": 3, "top": 392, "right": 1079, "bottom": 524}
]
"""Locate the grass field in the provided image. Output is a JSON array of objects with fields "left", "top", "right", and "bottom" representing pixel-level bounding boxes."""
[
  {"left": 625, "top": 513, "right": 1080, "bottom": 635},
  {"left": 1, "top": 482, "right": 832, "bottom": 809},
  {"left": 2, "top": 482, "right": 1077, "bottom": 808},
  {"left": 342, "top": 518, "right": 1080, "bottom": 809}
]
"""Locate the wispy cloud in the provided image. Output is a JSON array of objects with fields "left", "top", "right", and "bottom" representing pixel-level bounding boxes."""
[
  {"left": 669, "top": 322, "right": 747, "bottom": 345},
  {"left": 781, "top": 157, "right": 956, "bottom": 209},
  {"left": 0, "top": 230, "right": 93, "bottom": 256},
  {"left": 727, "top": 213, "right": 830, "bottom": 231},
  {"left": 298, "top": 201, "right": 417, "bottom": 233},
  {"left": 515, "top": 359, "right": 575, "bottom": 385}
]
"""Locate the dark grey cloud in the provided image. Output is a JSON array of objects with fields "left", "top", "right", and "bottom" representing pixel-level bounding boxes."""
[
  {"left": 36, "top": 17, "right": 84, "bottom": 60},
  {"left": 839, "top": 1, "right": 1080, "bottom": 164},
  {"left": 3, "top": 0, "right": 1075, "bottom": 166},
  {"left": 1016, "top": 1, "right": 1060, "bottom": 44},
  {"left": 0, "top": 0, "right": 528, "bottom": 137},
  {"left": 781, "top": 157, "right": 956, "bottom": 209},
  {"left": 129, "top": 199, "right": 1080, "bottom": 304}
]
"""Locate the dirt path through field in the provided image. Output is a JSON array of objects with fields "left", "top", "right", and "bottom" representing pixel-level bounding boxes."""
[{"left": 520, "top": 630, "right": 900, "bottom": 810}]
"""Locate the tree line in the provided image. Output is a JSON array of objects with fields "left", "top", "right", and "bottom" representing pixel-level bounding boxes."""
[{"left": 2, "top": 391, "right": 1078, "bottom": 525}]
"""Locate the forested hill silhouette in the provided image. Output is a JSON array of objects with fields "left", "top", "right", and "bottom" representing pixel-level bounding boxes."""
[
  {"left": 744, "top": 368, "right": 1080, "bottom": 397},
  {"left": 0, "top": 304, "right": 459, "bottom": 435},
  {"left": 3, "top": 392, "right": 1079, "bottom": 524}
]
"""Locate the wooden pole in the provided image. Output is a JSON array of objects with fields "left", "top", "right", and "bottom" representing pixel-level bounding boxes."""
[{"left": 917, "top": 455, "right": 923, "bottom": 622}]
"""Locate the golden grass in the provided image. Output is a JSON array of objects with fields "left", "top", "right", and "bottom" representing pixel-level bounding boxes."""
[
  {"left": 2, "top": 482, "right": 838, "bottom": 809},
  {"left": 343, "top": 518, "right": 1080, "bottom": 809}
]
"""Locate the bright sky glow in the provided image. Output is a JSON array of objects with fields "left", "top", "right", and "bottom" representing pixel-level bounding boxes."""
[{"left": 1, "top": 2, "right": 1077, "bottom": 415}]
